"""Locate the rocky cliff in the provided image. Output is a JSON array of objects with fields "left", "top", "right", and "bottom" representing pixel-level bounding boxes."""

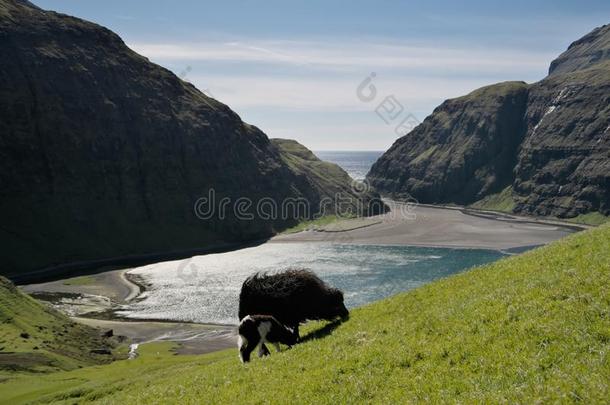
[
  {"left": 0, "top": 0, "right": 384, "bottom": 278},
  {"left": 368, "top": 24, "right": 610, "bottom": 219}
]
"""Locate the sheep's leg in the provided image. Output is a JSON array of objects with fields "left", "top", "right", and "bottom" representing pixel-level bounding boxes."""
[
  {"left": 258, "top": 343, "right": 270, "bottom": 357},
  {"left": 240, "top": 342, "right": 256, "bottom": 363},
  {"left": 294, "top": 324, "right": 300, "bottom": 341},
  {"left": 273, "top": 342, "right": 281, "bottom": 352}
]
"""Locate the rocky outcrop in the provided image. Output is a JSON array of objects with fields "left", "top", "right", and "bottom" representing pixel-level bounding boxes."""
[
  {"left": 368, "top": 24, "right": 610, "bottom": 219},
  {"left": 0, "top": 0, "right": 383, "bottom": 278},
  {"left": 548, "top": 24, "right": 610, "bottom": 76}
]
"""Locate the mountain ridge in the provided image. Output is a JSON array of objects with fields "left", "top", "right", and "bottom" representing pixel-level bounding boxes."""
[{"left": 368, "top": 24, "right": 610, "bottom": 219}]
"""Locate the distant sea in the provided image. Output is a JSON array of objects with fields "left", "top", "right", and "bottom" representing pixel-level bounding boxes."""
[{"left": 315, "top": 151, "right": 384, "bottom": 181}]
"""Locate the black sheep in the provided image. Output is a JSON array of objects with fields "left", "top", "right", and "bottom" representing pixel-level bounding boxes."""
[{"left": 238, "top": 268, "right": 349, "bottom": 338}]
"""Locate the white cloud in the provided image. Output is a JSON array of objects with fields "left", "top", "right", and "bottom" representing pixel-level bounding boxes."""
[
  {"left": 130, "top": 39, "right": 554, "bottom": 74},
  {"left": 126, "top": 37, "right": 555, "bottom": 149},
  {"left": 186, "top": 74, "right": 489, "bottom": 111}
]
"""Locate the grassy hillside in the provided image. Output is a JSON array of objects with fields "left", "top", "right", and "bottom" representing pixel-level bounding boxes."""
[
  {"left": 271, "top": 138, "right": 387, "bottom": 218},
  {"left": 0, "top": 276, "right": 119, "bottom": 375},
  {"left": 1, "top": 226, "right": 609, "bottom": 403},
  {"left": 272, "top": 138, "right": 358, "bottom": 190},
  {"left": 470, "top": 187, "right": 609, "bottom": 225},
  {"left": 470, "top": 185, "right": 516, "bottom": 213},
  {"left": 565, "top": 212, "right": 610, "bottom": 226}
]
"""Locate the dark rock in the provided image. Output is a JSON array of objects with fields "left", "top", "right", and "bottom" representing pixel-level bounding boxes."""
[
  {"left": 101, "top": 329, "right": 113, "bottom": 338},
  {"left": 90, "top": 348, "right": 112, "bottom": 355},
  {"left": 19, "top": 332, "right": 30, "bottom": 339},
  {"left": 368, "top": 25, "right": 610, "bottom": 218}
]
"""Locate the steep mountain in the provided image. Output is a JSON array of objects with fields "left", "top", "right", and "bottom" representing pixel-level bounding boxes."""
[
  {"left": 368, "top": 24, "right": 610, "bottom": 219},
  {"left": 366, "top": 82, "right": 528, "bottom": 204},
  {"left": 0, "top": 0, "right": 384, "bottom": 278}
]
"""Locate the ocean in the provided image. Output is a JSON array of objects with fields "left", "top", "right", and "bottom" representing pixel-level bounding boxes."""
[{"left": 315, "top": 151, "right": 384, "bottom": 181}]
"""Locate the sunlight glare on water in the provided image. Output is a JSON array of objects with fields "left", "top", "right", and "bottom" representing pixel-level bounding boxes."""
[{"left": 117, "top": 243, "right": 504, "bottom": 324}]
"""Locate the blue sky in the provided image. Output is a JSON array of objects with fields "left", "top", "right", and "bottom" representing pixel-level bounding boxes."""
[{"left": 36, "top": 1, "right": 610, "bottom": 150}]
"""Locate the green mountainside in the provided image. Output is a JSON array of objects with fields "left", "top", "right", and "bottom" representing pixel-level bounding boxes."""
[{"left": 0, "top": 276, "right": 118, "bottom": 375}]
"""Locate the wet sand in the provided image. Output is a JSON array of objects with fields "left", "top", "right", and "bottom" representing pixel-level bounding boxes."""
[
  {"left": 22, "top": 269, "right": 139, "bottom": 304},
  {"left": 272, "top": 201, "right": 580, "bottom": 251},
  {"left": 73, "top": 318, "right": 236, "bottom": 355},
  {"left": 22, "top": 269, "right": 237, "bottom": 355}
]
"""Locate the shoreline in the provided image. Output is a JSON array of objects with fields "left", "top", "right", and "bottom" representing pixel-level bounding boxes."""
[
  {"left": 9, "top": 202, "right": 586, "bottom": 286},
  {"left": 121, "top": 270, "right": 146, "bottom": 303},
  {"left": 22, "top": 269, "right": 238, "bottom": 356},
  {"left": 19, "top": 202, "right": 580, "bottom": 356},
  {"left": 9, "top": 239, "right": 269, "bottom": 285}
]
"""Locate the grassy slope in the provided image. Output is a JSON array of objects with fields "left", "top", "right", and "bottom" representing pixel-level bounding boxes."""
[
  {"left": 565, "top": 212, "right": 610, "bottom": 226},
  {"left": 281, "top": 215, "right": 344, "bottom": 234},
  {"left": 470, "top": 185, "right": 516, "bottom": 213},
  {"left": 2, "top": 226, "right": 609, "bottom": 403},
  {"left": 469, "top": 187, "right": 609, "bottom": 226},
  {"left": 0, "top": 276, "right": 118, "bottom": 375},
  {"left": 272, "top": 138, "right": 355, "bottom": 191}
]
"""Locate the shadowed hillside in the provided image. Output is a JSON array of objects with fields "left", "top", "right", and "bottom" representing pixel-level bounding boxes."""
[
  {"left": 0, "top": 0, "right": 384, "bottom": 278},
  {"left": 368, "top": 24, "right": 610, "bottom": 220}
]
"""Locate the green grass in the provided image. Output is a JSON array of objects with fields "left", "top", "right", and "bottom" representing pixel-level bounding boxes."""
[
  {"left": 470, "top": 185, "right": 516, "bottom": 213},
  {"left": 0, "top": 277, "right": 119, "bottom": 376},
  {"left": 281, "top": 215, "right": 348, "bottom": 234},
  {"left": 1, "top": 226, "right": 609, "bottom": 403},
  {"left": 0, "top": 342, "right": 209, "bottom": 404},
  {"left": 564, "top": 212, "right": 609, "bottom": 226},
  {"left": 62, "top": 276, "right": 96, "bottom": 286}
]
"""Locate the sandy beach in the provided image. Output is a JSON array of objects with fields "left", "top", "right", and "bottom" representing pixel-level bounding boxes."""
[{"left": 272, "top": 201, "right": 580, "bottom": 251}]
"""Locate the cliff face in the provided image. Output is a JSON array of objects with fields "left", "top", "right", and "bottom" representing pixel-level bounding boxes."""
[
  {"left": 0, "top": 0, "right": 383, "bottom": 277},
  {"left": 512, "top": 25, "right": 610, "bottom": 217},
  {"left": 368, "top": 24, "right": 610, "bottom": 218},
  {"left": 368, "top": 82, "right": 528, "bottom": 204}
]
